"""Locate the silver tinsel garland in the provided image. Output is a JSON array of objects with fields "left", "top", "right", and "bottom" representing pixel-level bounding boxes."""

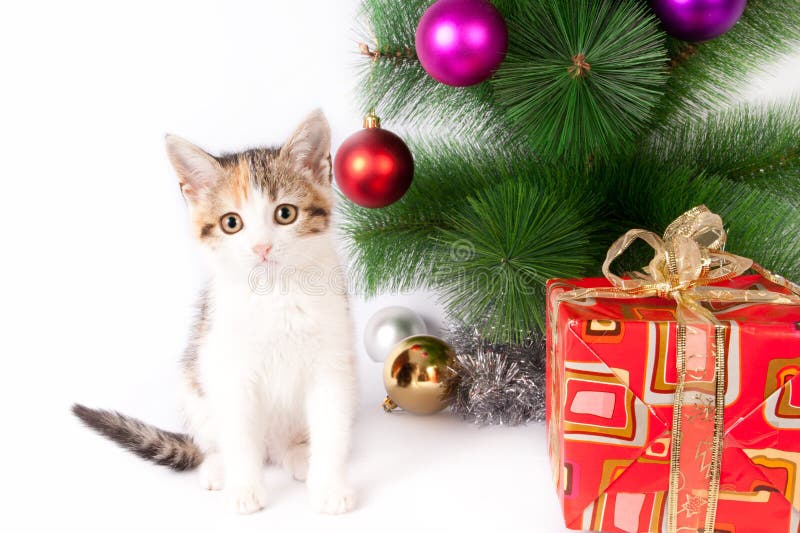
[{"left": 444, "top": 322, "right": 547, "bottom": 426}]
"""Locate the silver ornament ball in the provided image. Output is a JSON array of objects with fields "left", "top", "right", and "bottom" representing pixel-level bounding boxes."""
[{"left": 363, "top": 306, "right": 428, "bottom": 362}]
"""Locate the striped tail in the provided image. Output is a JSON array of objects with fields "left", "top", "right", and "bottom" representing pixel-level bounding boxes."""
[{"left": 72, "top": 404, "right": 203, "bottom": 471}]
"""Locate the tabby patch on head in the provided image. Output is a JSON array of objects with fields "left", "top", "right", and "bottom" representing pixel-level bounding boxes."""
[{"left": 165, "top": 110, "right": 334, "bottom": 273}]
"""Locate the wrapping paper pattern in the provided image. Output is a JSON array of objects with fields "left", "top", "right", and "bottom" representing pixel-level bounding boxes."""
[{"left": 547, "top": 274, "right": 800, "bottom": 533}]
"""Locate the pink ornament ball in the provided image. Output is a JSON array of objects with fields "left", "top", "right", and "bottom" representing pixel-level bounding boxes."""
[
  {"left": 650, "top": 0, "right": 747, "bottom": 42},
  {"left": 415, "top": 0, "right": 508, "bottom": 87}
]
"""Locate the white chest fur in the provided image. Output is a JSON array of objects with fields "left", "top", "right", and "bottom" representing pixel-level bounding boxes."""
[{"left": 197, "top": 269, "right": 353, "bottom": 407}]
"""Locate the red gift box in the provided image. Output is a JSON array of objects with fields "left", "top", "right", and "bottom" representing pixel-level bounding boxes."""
[{"left": 546, "top": 273, "right": 800, "bottom": 533}]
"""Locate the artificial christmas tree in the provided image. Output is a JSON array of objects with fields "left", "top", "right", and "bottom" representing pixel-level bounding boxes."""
[
  {"left": 341, "top": 2, "right": 800, "bottom": 528},
  {"left": 342, "top": 0, "right": 800, "bottom": 346},
  {"left": 342, "top": 0, "right": 800, "bottom": 428}
]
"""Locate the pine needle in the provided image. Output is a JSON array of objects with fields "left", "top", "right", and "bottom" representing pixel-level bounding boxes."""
[
  {"left": 342, "top": 0, "right": 800, "bottom": 343},
  {"left": 643, "top": 97, "right": 800, "bottom": 198},
  {"left": 355, "top": 0, "right": 514, "bottom": 141},
  {"left": 658, "top": 0, "right": 800, "bottom": 123},
  {"left": 492, "top": 0, "right": 668, "bottom": 164},
  {"left": 435, "top": 179, "right": 603, "bottom": 341},
  {"left": 593, "top": 158, "right": 800, "bottom": 281}
]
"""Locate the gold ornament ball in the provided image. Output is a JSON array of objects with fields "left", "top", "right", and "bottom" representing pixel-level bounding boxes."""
[{"left": 382, "top": 335, "right": 455, "bottom": 415}]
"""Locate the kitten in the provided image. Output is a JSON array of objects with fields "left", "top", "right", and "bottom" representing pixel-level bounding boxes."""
[{"left": 72, "top": 110, "right": 357, "bottom": 515}]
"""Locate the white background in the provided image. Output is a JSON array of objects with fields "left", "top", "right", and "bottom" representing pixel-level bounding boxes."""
[{"left": 1, "top": 1, "right": 798, "bottom": 532}]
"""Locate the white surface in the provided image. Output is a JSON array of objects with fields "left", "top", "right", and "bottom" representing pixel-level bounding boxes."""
[{"left": 0, "top": 1, "right": 797, "bottom": 532}]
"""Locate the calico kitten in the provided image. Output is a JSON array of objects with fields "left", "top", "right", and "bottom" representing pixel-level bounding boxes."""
[{"left": 73, "top": 110, "right": 357, "bottom": 515}]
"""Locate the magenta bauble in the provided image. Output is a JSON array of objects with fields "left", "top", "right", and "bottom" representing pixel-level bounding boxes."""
[
  {"left": 415, "top": 0, "right": 508, "bottom": 87},
  {"left": 650, "top": 0, "right": 747, "bottom": 42},
  {"left": 334, "top": 118, "right": 414, "bottom": 209}
]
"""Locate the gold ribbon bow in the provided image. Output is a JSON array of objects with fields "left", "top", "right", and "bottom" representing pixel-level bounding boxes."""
[
  {"left": 561, "top": 206, "right": 800, "bottom": 320},
  {"left": 554, "top": 206, "right": 800, "bottom": 533}
]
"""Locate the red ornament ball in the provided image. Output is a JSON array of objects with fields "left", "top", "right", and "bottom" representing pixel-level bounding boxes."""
[{"left": 334, "top": 121, "right": 414, "bottom": 208}]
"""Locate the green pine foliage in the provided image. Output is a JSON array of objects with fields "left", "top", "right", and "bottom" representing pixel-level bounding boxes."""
[
  {"left": 341, "top": 138, "right": 604, "bottom": 343},
  {"left": 435, "top": 180, "right": 603, "bottom": 338},
  {"left": 591, "top": 158, "right": 800, "bottom": 279},
  {"left": 642, "top": 98, "right": 800, "bottom": 197},
  {"left": 343, "top": 0, "right": 800, "bottom": 343},
  {"left": 356, "top": 0, "right": 513, "bottom": 140},
  {"left": 493, "top": 0, "right": 668, "bottom": 164},
  {"left": 658, "top": 0, "right": 800, "bottom": 123},
  {"left": 340, "top": 138, "right": 512, "bottom": 296}
]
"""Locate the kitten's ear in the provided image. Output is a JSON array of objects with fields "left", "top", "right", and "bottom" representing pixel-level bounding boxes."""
[
  {"left": 165, "top": 134, "right": 224, "bottom": 202},
  {"left": 280, "top": 109, "right": 332, "bottom": 185}
]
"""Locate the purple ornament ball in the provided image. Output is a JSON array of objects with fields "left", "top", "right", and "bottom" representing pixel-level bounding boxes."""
[
  {"left": 415, "top": 0, "right": 508, "bottom": 87},
  {"left": 650, "top": 0, "right": 747, "bottom": 42}
]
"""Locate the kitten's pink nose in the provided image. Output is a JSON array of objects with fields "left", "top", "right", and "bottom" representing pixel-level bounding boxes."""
[{"left": 252, "top": 243, "right": 272, "bottom": 261}]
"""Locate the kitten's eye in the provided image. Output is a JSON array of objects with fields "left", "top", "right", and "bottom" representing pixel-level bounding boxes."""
[
  {"left": 219, "top": 213, "right": 244, "bottom": 234},
  {"left": 274, "top": 204, "right": 298, "bottom": 225}
]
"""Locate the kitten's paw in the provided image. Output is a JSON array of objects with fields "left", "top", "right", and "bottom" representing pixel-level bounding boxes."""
[
  {"left": 308, "top": 483, "right": 356, "bottom": 515},
  {"left": 199, "top": 453, "right": 224, "bottom": 491},
  {"left": 283, "top": 443, "right": 310, "bottom": 482},
  {"left": 225, "top": 483, "right": 267, "bottom": 514}
]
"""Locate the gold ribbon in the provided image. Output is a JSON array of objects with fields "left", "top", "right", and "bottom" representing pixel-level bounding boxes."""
[
  {"left": 553, "top": 206, "right": 800, "bottom": 533},
  {"left": 561, "top": 205, "right": 800, "bottom": 319}
]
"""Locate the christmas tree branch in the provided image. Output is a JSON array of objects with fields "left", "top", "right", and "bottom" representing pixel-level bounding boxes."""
[
  {"left": 355, "top": 0, "right": 513, "bottom": 139},
  {"left": 342, "top": 0, "right": 800, "bottom": 343},
  {"left": 643, "top": 97, "right": 800, "bottom": 197},
  {"left": 492, "top": 0, "right": 668, "bottom": 164},
  {"left": 339, "top": 137, "right": 605, "bottom": 342},
  {"left": 667, "top": 41, "right": 699, "bottom": 71},
  {"left": 341, "top": 141, "right": 800, "bottom": 342},
  {"left": 593, "top": 158, "right": 800, "bottom": 281},
  {"left": 435, "top": 180, "right": 604, "bottom": 339},
  {"left": 656, "top": 0, "right": 800, "bottom": 123},
  {"left": 358, "top": 42, "right": 415, "bottom": 62},
  {"left": 339, "top": 138, "right": 506, "bottom": 296}
]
